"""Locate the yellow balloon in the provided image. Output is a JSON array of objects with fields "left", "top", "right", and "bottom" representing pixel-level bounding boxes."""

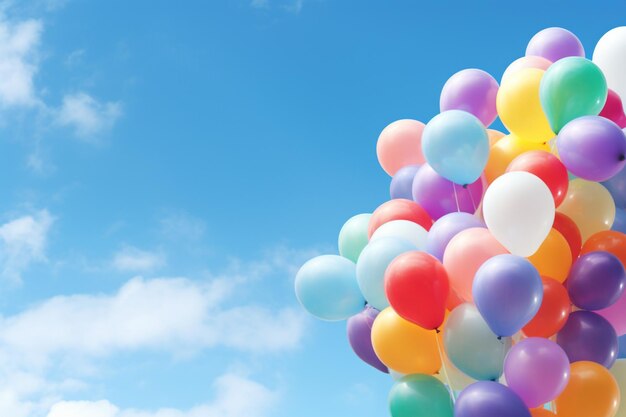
[
  {"left": 484, "top": 134, "right": 550, "bottom": 184},
  {"left": 371, "top": 307, "right": 441, "bottom": 375},
  {"left": 496, "top": 68, "right": 555, "bottom": 143},
  {"left": 556, "top": 361, "right": 620, "bottom": 417},
  {"left": 558, "top": 179, "right": 616, "bottom": 242},
  {"left": 611, "top": 360, "right": 626, "bottom": 417},
  {"left": 527, "top": 228, "right": 572, "bottom": 283}
]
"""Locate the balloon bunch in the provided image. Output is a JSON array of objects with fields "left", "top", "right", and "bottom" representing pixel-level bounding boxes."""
[{"left": 294, "top": 27, "right": 626, "bottom": 417}]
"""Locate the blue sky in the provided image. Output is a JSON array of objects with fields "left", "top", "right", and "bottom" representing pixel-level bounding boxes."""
[{"left": 0, "top": 1, "right": 623, "bottom": 416}]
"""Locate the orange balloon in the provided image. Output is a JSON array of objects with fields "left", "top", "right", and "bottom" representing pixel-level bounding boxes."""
[
  {"left": 530, "top": 408, "right": 556, "bottom": 417},
  {"left": 581, "top": 230, "right": 626, "bottom": 268},
  {"left": 555, "top": 361, "right": 620, "bottom": 417},
  {"left": 526, "top": 228, "right": 572, "bottom": 283},
  {"left": 484, "top": 134, "right": 550, "bottom": 184}
]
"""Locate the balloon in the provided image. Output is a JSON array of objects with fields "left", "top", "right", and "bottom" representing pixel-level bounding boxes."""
[
  {"left": 582, "top": 230, "right": 626, "bottom": 267},
  {"left": 558, "top": 179, "right": 616, "bottom": 241},
  {"left": 526, "top": 27, "right": 585, "bottom": 62},
  {"left": 526, "top": 228, "right": 572, "bottom": 283},
  {"left": 600, "top": 89, "right": 626, "bottom": 128},
  {"left": 614, "top": 209, "right": 626, "bottom": 233},
  {"left": 370, "top": 220, "right": 428, "bottom": 251},
  {"left": 597, "top": 291, "right": 626, "bottom": 336},
  {"left": 556, "top": 361, "right": 620, "bottom": 417},
  {"left": 506, "top": 150, "right": 568, "bottom": 206},
  {"left": 496, "top": 68, "right": 554, "bottom": 144},
  {"left": 390, "top": 165, "right": 420, "bottom": 200},
  {"left": 368, "top": 199, "right": 433, "bottom": 237},
  {"left": 523, "top": 277, "right": 571, "bottom": 338},
  {"left": 436, "top": 351, "right": 477, "bottom": 391},
  {"left": 593, "top": 26, "right": 626, "bottom": 102},
  {"left": 371, "top": 307, "right": 441, "bottom": 375},
  {"left": 473, "top": 254, "right": 543, "bottom": 337},
  {"left": 440, "top": 69, "right": 499, "bottom": 127},
  {"left": 356, "top": 237, "right": 416, "bottom": 310},
  {"left": 377, "top": 119, "right": 426, "bottom": 176},
  {"left": 294, "top": 255, "right": 365, "bottom": 321},
  {"left": 504, "top": 338, "right": 570, "bottom": 408},
  {"left": 389, "top": 374, "right": 454, "bottom": 417},
  {"left": 620, "top": 336, "right": 626, "bottom": 358},
  {"left": 540, "top": 58, "right": 607, "bottom": 133},
  {"left": 484, "top": 134, "right": 551, "bottom": 184},
  {"left": 502, "top": 56, "right": 552, "bottom": 85},
  {"left": 530, "top": 409, "right": 556, "bottom": 417},
  {"left": 426, "top": 212, "right": 485, "bottom": 261},
  {"left": 422, "top": 110, "right": 489, "bottom": 185},
  {"left": 552, "top": 212, "right": 582, "bottom": 260},
  {"left": 443, "top": 228, "right": 508, "bottom": 302},
  {"left": 610, "top": 359, "right": 626, "bottom": 417},
  {"left": 488, "top": 129, "right": 506, "bottom": 146},
  {"left": 603, "top": 159, "right": 626, "bottom": 208},
  {"left": 455, "top": 381, "right": 531, "bottom": 417},
  {"left": 568, "top": 251, "right": 626, "bottom": 310},
  {"left": 385, "top": 251, "right": 449, "bottom": 330},
  {"left": 557, "top": 116, "right": 626, "bottom": 181},
  {"left": 443, "top": 304, "right": 512, "bottom": 381},
  {"left": 483, "top": 171, "right": 555, "bottom": 257},
  {"left": 347, "top": 307, "right": 388, "bottom": 373},
  {"left": 338, "top": 213, "right": 372, "bottom": 263},
  {"left": 412, "top": 163, "right": 483, "bottom": 220},
  {"left": 557, "top": 310, "right": 618, "bottom": 368}
]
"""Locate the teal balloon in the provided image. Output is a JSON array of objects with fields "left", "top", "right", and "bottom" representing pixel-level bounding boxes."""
[
  {"left": 422, "top": 110, "right": 489, "bottom": 185},
  {"left": 389, "top": 374, "right": 454, "bottom": 417},
  {"left": 338, "top": 213, "right": 371, "bottom": 263},
  {"left": 443, "top": 303, "right": 512, "bottom": 381},
  {"left": 540, "top": 57, "right": 607, "bottom": 133},
  {"left": 356, "top": 237, "right": 416, "bottom": 310},
  {"left": 295, "top": 255, "right": 364, "bottom": 321}
]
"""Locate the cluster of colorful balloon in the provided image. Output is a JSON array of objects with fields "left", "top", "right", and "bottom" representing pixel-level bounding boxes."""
[{"left": 294, "top": 26, "right": 626, "bottom": 417}]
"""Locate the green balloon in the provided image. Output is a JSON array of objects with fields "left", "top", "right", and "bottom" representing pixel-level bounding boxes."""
[
  {"left": 540, "top": 57, "right": 607, "bottom": 133},
  {"left": 389, "top": 374, "right": 454, "bottom": 417},
  {"left": 338, "top": 213, "right": 371, "bottom": 263}
]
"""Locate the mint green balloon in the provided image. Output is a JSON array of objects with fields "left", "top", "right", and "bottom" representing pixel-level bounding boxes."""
[
  {"left": 338, "top": 213, "right": 371, "bottom": 262},
  {"left": 540, "top": 57, "right": 607, "bottom": 133},
  {"left": 389, "top": 374, "right": 453, "bottom": 417}
]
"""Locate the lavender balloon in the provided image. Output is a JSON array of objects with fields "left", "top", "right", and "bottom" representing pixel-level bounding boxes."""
[
  {"left": 620, "top": 334, "right": 626, "bottom": 359},
  {"left": 557, "top": 116, "right": 626, "bottom": 182},
  {"left": 567, "top": 251, "right": 626, "bottom": 310},
  {"left": 556, "top": 310, "right": 618, "bottom": 368},
  {"left": 346, "top": 306, "right": 388, "bottom": 373},
  {"left": 412, "top": 164, "right": 483, "bottom": 220},
  {"left": 440, "top": 69, "right": 499, "bottom": 126},
  {"left": 426, "top": 212, "right": 485, "bottom": 261},
  {"left": 526, "top": 27, "right": 585, "bottom": 62},
  {"left": 455, "top": 381, "right": 531, "bottom": 417},
  {"left": 390, "top": 164, "right": 420, "bottom": 200}
]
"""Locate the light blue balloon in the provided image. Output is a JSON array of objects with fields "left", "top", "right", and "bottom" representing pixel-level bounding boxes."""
[
  {"left": 356, "top": 237, "right": 417, "bottom": 310},
  {"left": 295, "top": 255, "right": 365, "bottom": 321},
  {"left": 443, "top": 303, "right": 512, "bottom": 381},
  {"left": 619, "top": 334, "right": 626, "bottom": 359},
  {"left": 602, "top": 164, "right": 626, "bottom": 209},
  {"left": 612, "top": 208, "right": 626, "bottom": 234},
  {"left": 422, "top": 110, "right": 489, "bottom": 185}
]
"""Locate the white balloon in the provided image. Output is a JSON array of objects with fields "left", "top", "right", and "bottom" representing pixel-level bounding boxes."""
[
  {"left": 593, "top": 27, "right": 626, "bottom": 101},
  {"left": 610, "top": 360, "right": 626, "bottom": 417},
  {"left": 483, "top": 171, "right": 555, "bottom": 257},
  {"left": 370, "top": 220, "right": 428, "bottom": 250}
]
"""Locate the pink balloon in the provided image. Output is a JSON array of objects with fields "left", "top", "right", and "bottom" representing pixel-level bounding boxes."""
[
  {"left": 443, "top": 227, "right": 508, "bottom": 302},
  {"left": 599, "top": 89, "right": 626, "bottom": 128},
  {"left": 596, "top": 289, "right": 626, "bottom": 336},
  {"left": 501, "top": 56, "right": 552, "bottom": 85},
  {"left": 376, "top": 119, "right": 426, "bottom": 176}
]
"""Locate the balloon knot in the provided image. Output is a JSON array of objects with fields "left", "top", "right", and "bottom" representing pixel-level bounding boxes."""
[
  {"left": 462, "top": 184, "right": 468, "bottom": 189},
  {"left": 620, "top": 154, "right": 625, "bottom": 162},
  {"left": 436, "top": 328, "right": 441, "bottom": 334},
  {"left": 497, "top": 336, "right": 502, "bottom": 340}
]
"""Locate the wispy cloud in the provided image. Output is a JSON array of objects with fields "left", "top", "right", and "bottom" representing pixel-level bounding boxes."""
[
  {"left": 56, "top": 92, "right": 123, "bottom": 140},
  {"left": 250, "top": 0, "right": 269, "bottom": 9},
  {"left": 111, "top": 246, "right": 165, "bottom": 273},
  {"left": 250, "top": 0, "right": 305, "bottom": 14}
]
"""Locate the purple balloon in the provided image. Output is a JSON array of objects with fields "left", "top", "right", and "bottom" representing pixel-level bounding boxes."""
[
  {"left": 612, "top": 208, "right": 626, "bottom": 233},
  {"left": 526, "top": 27, "right": 585, "bottom": 62},
  {"left": 455, "top": 381, "right": 531, "bottom": 417},
  {"left": 412, "top": 163, "right": 483, "bottom": 220},
  {"left": 390, "top": 164, "right": 420, "bottom": 200},
  {"left": 504, "top": 338, "right": 570, "bottom": 408},
  {"left": 556, "top": 310, "right": 618, "bottom": 368},
  {"left": 426, "top": 212, "right": 485, "bottom": 261},
  {"left": 346, "top": 306, "right": 388, "bottom": 373},
  {"left": 567, "top": 251, "right": 626, "bottom": 310},
  {"left": 440, "top": 69, "right": 499, "bottom": 126},
  {"left": 473, "top": 254, "right": 543, "bottom": 337},
  {"left": 557, "top": 116, "right": 626, "bottom": 182}
]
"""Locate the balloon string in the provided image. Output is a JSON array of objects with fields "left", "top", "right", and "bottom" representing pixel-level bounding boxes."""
[
  {"left": 435, "top": 330, "right": 456, "bottom": 404},
  {"left": 466, "top": 184, "right": 477, "bottom": 213},
  {"left": 452, "top": 182, "right": 460, "bottom": 212}
]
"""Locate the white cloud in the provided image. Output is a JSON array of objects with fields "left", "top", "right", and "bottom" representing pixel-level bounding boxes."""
[
  {"left": 56, "top": 92, "right": 123, "bottom": 139},
  {"left": 112, "top": 246, "right": 165, "bottom": 272},
  {"left": 250, "top": 0, "right": 269, "bottom": 8}
]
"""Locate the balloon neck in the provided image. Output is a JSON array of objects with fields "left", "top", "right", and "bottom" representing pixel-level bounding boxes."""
[
  {"left": 462, "top": 184, "right": 468, "bottom": 189},
  {"left": 497, "top": 336, "right": 502, "bottom": 340},
  {"left": 619, "top": 154, "right": 625, "bottom": 162},
  {"left": 435, "top": 328, "right": 441, "bottom": 334}
]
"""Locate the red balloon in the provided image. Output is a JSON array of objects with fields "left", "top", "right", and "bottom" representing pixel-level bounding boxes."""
[
  {"left": 599, "top": 89, "right": 626, "bottom": 128},
  {"left": 523, "top": 277, "right": 571, "bottom": 338},
  {"left": 368, "top": 199, "right": 432, "bottom": 238},
  {"left": 506, "top": 151, "right": 569, "bottom": 206},
  {"left": 384, "top": 251, "right": 449, "bottom": 330},
  {"left": 553, "top": 212, "right": 583, "bottom": 261}
]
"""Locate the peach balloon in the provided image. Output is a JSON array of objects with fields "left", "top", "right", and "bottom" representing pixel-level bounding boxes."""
[
  {"left": 527, "top": 228, "right": 572, "bottom": 283},
  {"left": 487, "top": 129, "right": 506, "bottom": 147},
  {"left": 376, "top": 119, "right": 426, "bottom": 176},
  {"left": 443, "top": 227, "right": 509, "bottom": 302},
  {"left": 484, "top": 134, "right": 550, "bottom": 184},
  {"left": 501, "top": 56, "right": 553, "bottom": 85}
]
